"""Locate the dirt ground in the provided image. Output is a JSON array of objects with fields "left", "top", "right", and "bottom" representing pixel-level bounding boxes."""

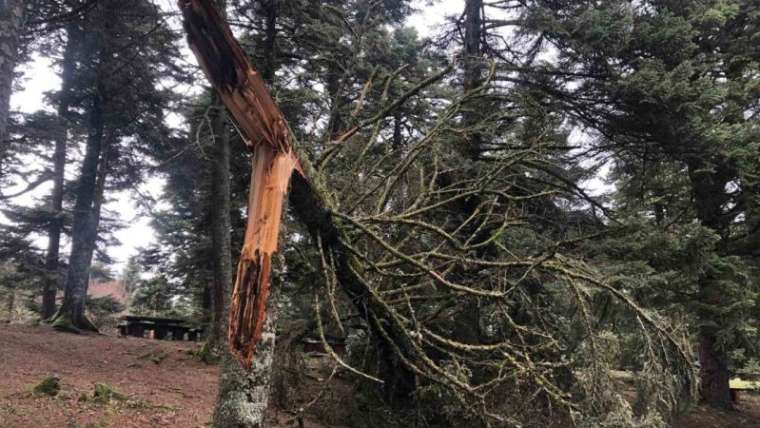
[
  {"left": 0, "top": 324, "right": 219, "bottom": 427},
  {"left": 0, "top": 324, "right": 345, "bottom": 428},
  {"left": 678, "top": 395, "right": 760, "bottom": 428},
  {"left": 1, "top": 324, "right": 758, "bottom": 427}
]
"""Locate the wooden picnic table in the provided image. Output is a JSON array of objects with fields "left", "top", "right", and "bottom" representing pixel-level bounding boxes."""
[
  {"left": 730, "top": 376, "right": 760, "bottom": 402},
  {"left": 118, "top": 315, "right": 203, "bottom": 341}
]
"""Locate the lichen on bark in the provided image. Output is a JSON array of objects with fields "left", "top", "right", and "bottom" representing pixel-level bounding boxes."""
[{"left": 212, "top": 306, "right": 277, "bottom": 428}]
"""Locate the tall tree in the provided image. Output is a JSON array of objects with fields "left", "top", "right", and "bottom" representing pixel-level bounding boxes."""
[
  {"left": 205, "top": 0, "right": 233, "bottom": 352},
  {"left": 42, "top": 18, "right": 81, "bottom": 319},
  {"left": 206, "top": 94, "right": 233, "bottom": 350},
  {"left": 518, "top": 0, "right": 760, "bottom": 408},
  {"left": 0, "top": 0, "right": 25, "bottom": 179},
  {"left": 52, "top": 0, "right": 177, "bottom": 331},
  {"left": 182, "top": 1, "right": 693, "bottom": 426},
  {"left": 210, "top": 1, "right": 281, "bottom": 424}
]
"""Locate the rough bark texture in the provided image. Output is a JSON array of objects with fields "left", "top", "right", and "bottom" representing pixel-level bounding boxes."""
[
  {"left": 213, "top": 300, "right": 278, "bottom": 427},
  {"left": 180, "top": 0, "right": 297, "bottom": 368},
  {"left": 179, "top": 1, "right": 417, "bottom": 405},
  {"left": 42, "top": 22, "right": 79, "bottom": 320},
  {"left": 0, "top": 0, "right": 24, "bottom": 177},
  {"left": 51, "top": 93, "right": 107, "bottom": 333},
  {"left": 699, "top": 325, "right": 731, "bottom": 408},
  {"left": 181, "top": 1, "right": 285, "bottom": 425},
  {"left": 208, "top": 98, "right": 232, "bottom": 350}
]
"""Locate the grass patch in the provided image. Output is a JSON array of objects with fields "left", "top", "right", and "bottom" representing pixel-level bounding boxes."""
[
  {"left": 92, "top": 383, "right": 126, "bottom": 404},
  {"left": 32, "top": 376, "right": 60, "bottom": 397},
  {"left": 137, "top": 349, "right": 169, "bottom": 365},
  {"left": 187, "top": 342, "right": 220, "bottom": 365}
]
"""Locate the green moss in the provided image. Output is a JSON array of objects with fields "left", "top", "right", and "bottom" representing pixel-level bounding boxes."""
[
  {"left": 151, "top": 351, "right": 169, "bottom": 365},
  {"left": 92, "top": 383, "right": 125, "bottom": 404},
  {"left": 194, "top": 342, "right": 221, "bottom": 365},
  {"left": 32, "top": 376, "right": 60, "bottom": 397},
  {"left": 137, "top": 350, "right": 169, "bottom": 365},
  {"left": 50, "top": 312, "right": 99, "bottom": 334},
  {"left": 50, "top": 315, "right": 81, "bottom": 334}
]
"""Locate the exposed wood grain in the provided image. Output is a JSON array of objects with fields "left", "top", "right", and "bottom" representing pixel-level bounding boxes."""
[{"left": 179, "top": 0, "right": 301, "bottom": 368}]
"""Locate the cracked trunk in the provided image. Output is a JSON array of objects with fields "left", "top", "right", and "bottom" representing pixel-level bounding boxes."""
[
  {"left": 180, "top": 2, "right": 420, "bottom": 416},
  {"left": 181, "top": 1, "right": 287, "bottom": 425}
]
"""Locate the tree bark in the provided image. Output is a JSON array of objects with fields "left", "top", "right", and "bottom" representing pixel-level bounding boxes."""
[
  {"left": 688, "top": 160, "right": 734, "bottom": 409},
  {"left": 209, "top": 1, "right": 279, "bottom": 424},
  {"left": 207, "top": 96, "right": 232, "bottom": 351},
  {"left": 213, "top": 298, "right": 278, "bottom": 427},
  {"left": 42, "top": 21, "right": 79, "bottom": 320},
  {"left": 51, "top": 92, "right": 106, "bottom": 333},
  {"left": 180, "top": 0, "right": 418, "bottom": 413},
  {"left": 462, "top": 0, "right": 483, "bottom": 158},
  {"left": 0, "top": 0, "right": 24, "bottom": 177},
  {"left": 698, "top": 324, "right": 731, "bottom": 408}
]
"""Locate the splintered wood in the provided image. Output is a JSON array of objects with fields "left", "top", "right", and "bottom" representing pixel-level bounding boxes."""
[{"left": 179, "top": 0, "right": 302, "bottom": 368}]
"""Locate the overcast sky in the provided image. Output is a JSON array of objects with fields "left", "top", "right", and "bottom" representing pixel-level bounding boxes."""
[{"left": 6, "top": 0, "right": 465, "bottom": 272}]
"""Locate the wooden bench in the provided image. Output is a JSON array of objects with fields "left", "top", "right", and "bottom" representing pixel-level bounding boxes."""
[
  {"left": 730, "top": 377, "right": 760, "bottom": 402},
  {"left": 119, "top": 316, "right": 201, "bottom": 342}
]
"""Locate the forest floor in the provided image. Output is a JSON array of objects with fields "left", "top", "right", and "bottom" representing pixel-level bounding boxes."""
[
  {"left": 0, "top": 324, "right": 758, "bottom": 427},
  {"left": 0, "top": 324, "right": 219, "bottom": 427}
]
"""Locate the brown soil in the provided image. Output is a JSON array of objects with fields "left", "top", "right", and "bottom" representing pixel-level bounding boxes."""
[
  {"left": 0, "top": 325, "right": 342, "bottom": 428},
  {"left": 678, "top": 395, "right": 760, "bottom": 428},
  {"left": 0, "top": 324, "right": 218, "bottom": 427},
  {"left": 1, "top": 324, "right": 758, "bottom": 427}
]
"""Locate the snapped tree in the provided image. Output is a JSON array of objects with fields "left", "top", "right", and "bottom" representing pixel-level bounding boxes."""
[{"left": 180, "top": 0, "right": 696, "bottom": 426}]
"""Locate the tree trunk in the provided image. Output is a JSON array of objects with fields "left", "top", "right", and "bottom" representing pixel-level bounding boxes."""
[
  {"left": 42, "top": 22, "right": 79, "bottom": 320},
  {"left": 213, "top": 300, "right": 278, "bottom": 427},
  {"left": 688, "top": 161, "right": 734, "bottom": 408},
  {"left": 462, "top": 0, "right": 483, "bottom": 159},
  {"left": 181, "top": 0, "right": 421, "bottom": 414},
  {"left": 699, "top": 326, "right": 731, "bottom": 408},
  {"left": 207, "top": 96, "right": 232, "bottom": 351},
  {"left": 0, "top": 0, "right": 24, "bottom": 176},
  {"left": 210, "top": 1, "right": 280, "bottom": 423},
  {"left": 51, "top": 92, "right": 106, "bottom": 333},
  {"left": 42, "top": 129, "right": 65, "bottom": 319}
]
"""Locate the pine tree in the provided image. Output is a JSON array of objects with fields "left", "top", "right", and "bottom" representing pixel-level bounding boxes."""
[
  {"left": 121, "top": 255, "right": 141, "bottom": 295},
  {"left": 0, "top": 0, "right": 25, "bottom": 179},
  {"left": 51, "top": 0, "right": 179, "bottom": 332},
  {"left": 182, "top": 1, "right": 693, "bottom": 425},
  {"left": 519, "top": 0, "right": 760, "bottom": 408}
]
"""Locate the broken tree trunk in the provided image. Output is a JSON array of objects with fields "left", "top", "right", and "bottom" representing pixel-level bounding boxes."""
[
  {"left": 179, "top": 0, "right": 415, "bottom": 385},
  {"left": 180, "top": 0, "right": 300, "bottom": 369}
]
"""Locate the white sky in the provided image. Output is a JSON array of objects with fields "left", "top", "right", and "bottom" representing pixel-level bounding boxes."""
[{"left": 5, "top": 1, "right": 464, "bottom": 271}]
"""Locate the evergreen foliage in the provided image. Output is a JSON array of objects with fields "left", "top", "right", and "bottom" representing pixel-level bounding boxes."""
[{"left": 0, "top": 0, "right": 758, "bottom": 425}]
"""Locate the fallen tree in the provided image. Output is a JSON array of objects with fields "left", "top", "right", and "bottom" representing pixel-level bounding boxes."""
[{"left": 179, "top": 0, "right": 697, "bottom": 425}]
